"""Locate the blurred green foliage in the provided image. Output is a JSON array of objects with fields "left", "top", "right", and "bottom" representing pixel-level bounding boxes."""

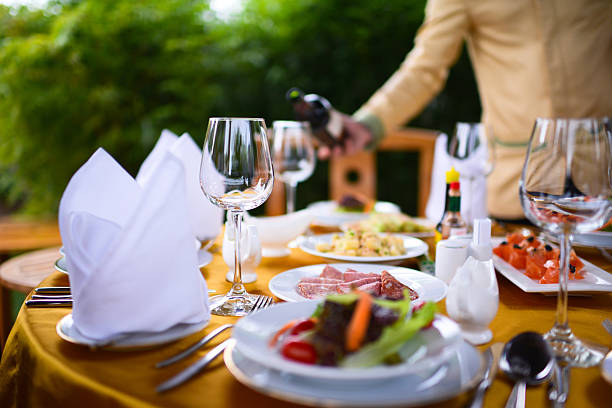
[{"left": 0, "top": 0, "right": 479, "bottom": 215}]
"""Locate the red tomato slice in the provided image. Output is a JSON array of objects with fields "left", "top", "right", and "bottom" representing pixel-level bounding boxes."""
[
  {"left": 525, "top": 257, "right": 545, "bottom": 279},
  {"left": 281, "top": 338, "right": 317, "bottom": 364},
  {"left": 289, "top": 318, "right": 317, "bottom": 336}
]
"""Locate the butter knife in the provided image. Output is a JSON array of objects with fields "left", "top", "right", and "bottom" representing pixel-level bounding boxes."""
[
  {"left": 156, "top": 339, "right": 230, "bottom": 392},
  {"left": 467, "top": 343, "right": 503, "bottom": 408}
]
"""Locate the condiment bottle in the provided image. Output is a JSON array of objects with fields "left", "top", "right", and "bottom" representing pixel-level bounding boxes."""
[
  {"left": 441, "top": 181, "right": 467, "bottom": 239},
  {"left": 435, "top": 167, "right": 460, "bottom": 243}
]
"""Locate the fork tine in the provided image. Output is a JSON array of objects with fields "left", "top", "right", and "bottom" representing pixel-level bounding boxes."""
[{"left": 248, "top": 295, "right": 264, "bottom": 314}]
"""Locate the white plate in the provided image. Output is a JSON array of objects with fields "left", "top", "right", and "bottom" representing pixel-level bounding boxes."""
[
  {"left": 232, "top": 300, "right": 461, "bottom": 382},
  {"left": 545, "top": 231, "right": 612, "bottom": 249},
  {"left": 307, "top": 201, "right": 401, "bottom": 227},
  {"left": 54, "top": 246, "right": 213, "bottom": 275},
  {"left": 491, "top": 237, "right": 612, "bottom": 294},
  {"left": 269, "top": 263, "right": 447, "bottom": 303},
  {"left": 54, "top": 257, "right": 69, "bottom": 275},
  {"left": 224, "top": 339, "right": 483, "bottom": 407},
  {"left": 602, "top": 351, "right": 612, "bottom": 385},
  {"left": 299, "top": 233, "right": 428, "bottom": 264},
  {"left": 56, "top": 314, "right": 208, "bottom": 350}
]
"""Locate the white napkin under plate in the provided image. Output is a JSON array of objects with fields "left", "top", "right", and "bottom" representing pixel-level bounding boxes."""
[
  {"left": 59, "top": 148, "right": 210, "bottom": 341},
  {"left": 136, "top": 129, "right": 223, "bottom": 241},
  {"left": 425, "top": 133, "right": 488, "bottom": 227}
]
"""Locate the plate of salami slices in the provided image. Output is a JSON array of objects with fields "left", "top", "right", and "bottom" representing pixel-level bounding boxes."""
[{"left": 269, "top": 263, "right": 447, "bottom": 303}]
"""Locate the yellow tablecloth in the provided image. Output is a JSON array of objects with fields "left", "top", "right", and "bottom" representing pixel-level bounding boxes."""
[{"left": 1, "top": 239, "right": 611, "bottom": 407}]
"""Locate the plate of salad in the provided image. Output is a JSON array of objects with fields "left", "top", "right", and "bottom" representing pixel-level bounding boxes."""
[{"left": 231, "top": 293, "right": 462, "bottom": 382}]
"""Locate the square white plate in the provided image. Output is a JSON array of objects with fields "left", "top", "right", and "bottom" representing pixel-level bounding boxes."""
[{"left": 491, "top": 237, "right": 612, "bottom": 294}]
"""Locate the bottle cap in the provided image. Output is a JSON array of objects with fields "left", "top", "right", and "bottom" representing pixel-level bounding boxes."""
[
  {"left": 473, "top": 218, "right": 492, "bottom": 246},
  {"left": 450, "top": 181, "right": 460, "bottom": 190},
  {"left": 445, "top": 167, "right": 460, "bottom": 183}
]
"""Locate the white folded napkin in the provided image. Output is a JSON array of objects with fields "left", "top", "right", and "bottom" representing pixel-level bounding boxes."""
[
  {"left": 136, "top": 129, "right": 223, "bottom": 241},
  {"left": 59, "top": 148, "right": 210, "bottom": 341},
  {"left": 425, "top": 133, "right": 488, "bottom": 227}
]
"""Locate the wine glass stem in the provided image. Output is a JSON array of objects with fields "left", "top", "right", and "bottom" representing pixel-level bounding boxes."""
[
  {"left": 553, "top": 231, "right": 572, "bottom": 336},
  {"left": 229, "top": 210, "right": 246, "bottom": 297},
  {"left": 285, "top": 181, "right": 297, "bottom": 213}
]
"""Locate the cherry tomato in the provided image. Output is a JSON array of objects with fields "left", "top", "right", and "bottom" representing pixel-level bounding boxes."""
[
  {"left": 281, "top": 338, "right": 317, "bottom": 364},
  {"left": 289, "top": 318, "right": 317, "bottom": 336}
]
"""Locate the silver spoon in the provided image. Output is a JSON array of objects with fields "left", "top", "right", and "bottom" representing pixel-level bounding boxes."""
[{"left": 500, "top": 332, "right": 555, "bottom": 408}]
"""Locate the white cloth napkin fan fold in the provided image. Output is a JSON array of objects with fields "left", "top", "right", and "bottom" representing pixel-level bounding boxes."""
[
  {"left": 59, "top": 148, "right": 210, "bottom": 341},
  {"left": 136, "top": 129, "right": 223, "bottom": 241},
  {"left": 425, "top": 133, "right": 488, "bottom": 227}
]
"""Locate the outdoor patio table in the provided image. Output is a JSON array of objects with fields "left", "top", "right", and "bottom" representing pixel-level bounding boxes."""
[{"left": 1, "top": 234, "right": 611, "bottom": 407}]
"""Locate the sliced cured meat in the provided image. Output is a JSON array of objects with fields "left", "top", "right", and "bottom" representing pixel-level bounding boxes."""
[
  {"left": 320, "top": 265, "right": 343, "bottom": 280},
  {"left": 297, "top": 282, "right": 338, "bottom": 299},
  {"left": 299, "top": 277, "right": 344, "bottom": 284},
  {"left": 343, "top": 270, "right": 379, "bottom": 282},
  {"left": 336, "top": 277, "right": 380, "bottom": 294},
  {"left": 357, "top": 282, "right": 381, "bottom": 296},
  {"left": 380, "top": 271, "right": 418, "bottom": 300}
]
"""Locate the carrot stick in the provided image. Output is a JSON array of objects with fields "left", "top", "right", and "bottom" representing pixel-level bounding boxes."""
[
  {"left": 269, "top": 319, "right": 298, "bottom": 347},
  {"left": 345, "top": 291, "right": 373, "bottom": 352}
]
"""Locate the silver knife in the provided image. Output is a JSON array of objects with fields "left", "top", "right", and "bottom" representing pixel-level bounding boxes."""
[
  {"left": 467, "top": 342, "right": 503, "bottom": 408},
  {"left": 26, "top": 299, "right": 73, "bottom": 307},
  {"left": 156, "top": 339, "right": 231, "bottom": 392}
]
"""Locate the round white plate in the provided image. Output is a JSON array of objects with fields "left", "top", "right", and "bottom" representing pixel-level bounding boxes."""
[
  {"left": 602, "top": 350, "right": 612, "bottom": 385},
  {"left": 224, "top": 339, "right": 483, "bottom": 407},
  {"left": 307, "top": 201, "right": 401, "bottom": 227},
  {"left": 56, "top": 314, "right": 208, "bottom": 350},
  {"left": 269, "top": 263, "right": 447, "bottom": 303},
  {"left": 197, "top": 249, "right": 213, "bottom": 268},
  {"left": 232, "top": 300, "right": 461, "bottom": 382},
  {"left": 54, "top": 257, "right": 69, "bottom": 275},
  {"left": 299, "top": 233, "right": 428, "bottom": 264},
  {"left": 55, "top": 247, "right": 213, "bottom": 275}
]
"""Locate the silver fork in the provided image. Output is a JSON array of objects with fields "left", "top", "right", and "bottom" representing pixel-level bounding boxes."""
[
  {"left": 156, "top": 295, "right": 273, "bottom": 368},
  {"left": 156, "top": 295, "right": 274, "bottom": 392}
]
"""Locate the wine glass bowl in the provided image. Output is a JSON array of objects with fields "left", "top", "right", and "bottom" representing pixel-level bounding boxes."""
[
  {"left": 519, "top": 117, "right": 612, "bottom": 366},
  {"left": 272, "top": 121, "right": 316, "bottom": 213},
  {"left": 200, "top": 117, "right": 274, "bottom": 316}
]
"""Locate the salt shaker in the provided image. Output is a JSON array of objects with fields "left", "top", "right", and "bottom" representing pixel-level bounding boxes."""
[
  {"left": 223, "top": 221, "right": 261, "bottom": 284},
  {"left": 435, "top": 238, "right": 469, "bottom": 284}
]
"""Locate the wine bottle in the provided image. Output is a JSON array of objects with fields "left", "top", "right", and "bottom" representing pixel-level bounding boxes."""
[{"left": 286, "top": 87, "right": 344, "bottom": 147}]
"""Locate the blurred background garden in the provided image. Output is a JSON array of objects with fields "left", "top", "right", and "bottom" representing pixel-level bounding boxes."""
[{"left": 0, "top": 0, "right": 480, "bottom": 218}]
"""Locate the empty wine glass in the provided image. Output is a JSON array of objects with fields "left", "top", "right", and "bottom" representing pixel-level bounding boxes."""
[
  {"left": 448, "top": 122, "right": 496, "bottom": 227},
  {"left": 272, "top": 121, "right": 316, "bottom": 213},
  {"left": 520, "top": 117, "right": 612, "bottom": 366},
  {"left": 200, "top": 118, "right": 274, "bottom": 316}
]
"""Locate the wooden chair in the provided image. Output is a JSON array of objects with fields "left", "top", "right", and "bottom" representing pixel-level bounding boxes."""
[
  {"left": 265, "top": 127, "right": 439, "bottom": 217},
  {"left": 0, "top": 217, "right": 62, "bottom": 350}
]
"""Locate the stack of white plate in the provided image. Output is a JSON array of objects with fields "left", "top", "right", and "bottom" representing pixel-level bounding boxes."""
[{"left": 226, "top": 301, "right": 485, "bottom": 407}]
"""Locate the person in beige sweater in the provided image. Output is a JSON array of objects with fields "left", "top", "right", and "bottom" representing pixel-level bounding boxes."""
[{"left": 321, "top": 0, "right": 612, "bottom": 220}]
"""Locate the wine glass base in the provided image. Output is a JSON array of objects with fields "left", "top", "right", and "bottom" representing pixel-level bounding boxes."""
[
  {"left": 544, "top": 327, "right": 605, "bottom": 367},
  {"left": 209, "top": 293, "right": 259, "bottom": 317}
]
